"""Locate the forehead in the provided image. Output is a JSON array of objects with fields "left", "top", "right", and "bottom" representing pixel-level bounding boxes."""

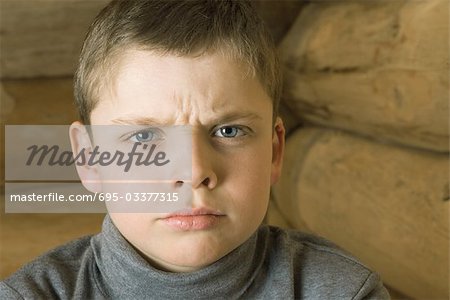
[{"left": 91, "top": 49, "right": 272, "bottom": 125}]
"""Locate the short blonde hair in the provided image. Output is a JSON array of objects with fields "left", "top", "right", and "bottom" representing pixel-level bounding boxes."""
[{"left": 74, "top": 0, "right": 282, "bottom": 124}]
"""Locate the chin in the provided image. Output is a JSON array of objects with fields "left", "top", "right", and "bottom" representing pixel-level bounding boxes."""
[{"left": 162, "top": 234, "right": 236, "bottom": 271}]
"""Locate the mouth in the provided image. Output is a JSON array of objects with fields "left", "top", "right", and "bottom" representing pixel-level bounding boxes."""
[{"left": 161, "top": 208, "right": 225, "bottom": 231}]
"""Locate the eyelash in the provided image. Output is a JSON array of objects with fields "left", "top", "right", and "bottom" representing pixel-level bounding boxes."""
[
  {"left": 123, "top": 128, "right": 163, "bottom": 143},
  {"left": 212, "top": 125, "right": 249, "bottom": 138},
  {"left": 121, "top": 125, "right": 251, "bottom": 143}
]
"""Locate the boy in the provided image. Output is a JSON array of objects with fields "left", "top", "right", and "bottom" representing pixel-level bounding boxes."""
[{"left": 1, "top": 0, "right": 389, "bottom": 299}]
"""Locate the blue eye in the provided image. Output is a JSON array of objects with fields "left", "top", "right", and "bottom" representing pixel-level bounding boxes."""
[
  {"left": 129, "top": 130, "right": 155, "bottom": 142},
  {"left": 214, "top": 126, "right": 243, "bottom": 138}
]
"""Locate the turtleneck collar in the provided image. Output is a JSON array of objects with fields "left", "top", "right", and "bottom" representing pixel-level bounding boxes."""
[{"left": 91, "top": 215, "right": 269, "bottom": 299}]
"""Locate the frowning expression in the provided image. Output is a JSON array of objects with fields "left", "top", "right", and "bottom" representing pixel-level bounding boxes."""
[{"left": 83, "top": 49, "right": 284, "bottom": 272}]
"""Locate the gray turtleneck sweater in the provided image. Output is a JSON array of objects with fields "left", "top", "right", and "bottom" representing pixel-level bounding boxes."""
[{"left": 1, "top": 216, "right": 389, "bottom": 299}]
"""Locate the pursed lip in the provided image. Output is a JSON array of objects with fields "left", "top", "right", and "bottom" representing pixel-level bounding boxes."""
[
  {"left": 162, "top": 207, "right": 225, "bottom": 219},
  {"left": 160, "top": 207, "right": 225, "bottom": 230}
]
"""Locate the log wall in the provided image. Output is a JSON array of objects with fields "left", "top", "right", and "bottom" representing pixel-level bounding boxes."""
[
  {"left": 278, "top": 0, "right": 449, "bottom": 152},
  {"left": 272, "top": 128, "right": 449, "bottom": 299},
  {"left": 1, "top": 1, "right": 448, "bottom": 298}
]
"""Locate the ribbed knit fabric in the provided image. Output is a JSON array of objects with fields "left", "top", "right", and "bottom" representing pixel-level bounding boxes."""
[{"left": 1, "top": 215, "right": 389, "bottom": 299}]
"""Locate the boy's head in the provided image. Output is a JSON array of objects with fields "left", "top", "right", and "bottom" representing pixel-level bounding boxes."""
[
  {"left": 74, "top": 0, "right": 282, "bottom": 125},
  {"left": 71, "top": 0, "right": 285, "bottom": 273}
]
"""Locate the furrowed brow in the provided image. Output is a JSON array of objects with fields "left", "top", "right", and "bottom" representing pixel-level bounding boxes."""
[
  {"left": 111, "top": 116, "right": 172, "bottom": 126},
  {"left": 215, "top": 112, "right": 262, "bottom": 124},
  {"left": 111, "top": 112, "right": 262, "bottom": 126}
]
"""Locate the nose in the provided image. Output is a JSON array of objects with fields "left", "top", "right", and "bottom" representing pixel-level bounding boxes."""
[{"left": 191, "top": 130, "right": 218, "bottom": 190}]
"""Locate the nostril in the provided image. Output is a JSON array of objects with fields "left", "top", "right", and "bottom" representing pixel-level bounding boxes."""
[
  {"left": 175, "top": 180, "right": 184, "bottom": 187},
  {"left": 202, "top": 178, "right": 210, "bottom": 186}
]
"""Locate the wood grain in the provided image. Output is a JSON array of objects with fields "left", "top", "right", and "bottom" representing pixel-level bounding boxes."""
[
  {"left": 279, "top": 0, "right": 449, "bottom": 152},
  {"left": 273, "top": 127, "right": 449, "bottom": 299},
  {"left": 0, "top": 78, "right": 104, "bottom": 279}
]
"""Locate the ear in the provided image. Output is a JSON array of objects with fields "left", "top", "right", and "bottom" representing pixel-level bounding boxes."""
[
  {"left": 270, "top": 117, "right": 285, "bottom": 185},
  {"left": 69, "top": 121, "right": 102, "bottom": 193}
]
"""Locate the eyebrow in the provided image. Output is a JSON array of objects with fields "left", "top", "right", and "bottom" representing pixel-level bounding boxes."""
[
  {"left": 213, "top": 112, "right": 262, "bottom": 124},
  {"left": 111, "top": 117, "right": 169, "bottom": 126},
  {"left": 111, "top": 112, "right": 262, "bottom": 126}
]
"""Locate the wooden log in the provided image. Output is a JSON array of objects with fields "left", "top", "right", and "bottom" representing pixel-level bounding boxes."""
[
  {"left": 272, "top": 127, "right": 449, "bottom": 299},
  {"left": 279, "top": 0, "right": 449, "bottom": 152},
  {"left": 1, "top": 78, "right": 79, "bottom": 124},
  {"left": 278, "top": 102, "right": 302, "bottom": 136},
  {"left": 253, "top": 0, "right": 304, "bottom": 44},
  {"left": 0, "top": 0, "right": 302, "bottom": 79},
  {"left": 0, "top": 83, "right": 15, "bottom": 119},
  {"left": 0, "top": 195, "right": 104, "bottom": 279},
  {"left": 265, "top": 197, "right": 291, "bottom": 229},
  {"left": 0, "top": 78, "right": 104, "bottom": 280},
  {"left": 0, "top": 0, "right": 109, "bottom": 78}
]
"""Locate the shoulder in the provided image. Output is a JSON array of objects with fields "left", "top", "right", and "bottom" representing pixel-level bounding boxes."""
[
  {"left": 263, "top": 226, "right": 390, "bottom": 299},
  {"left": 1, "top": 235, "right": 95, "bottom": 299}
]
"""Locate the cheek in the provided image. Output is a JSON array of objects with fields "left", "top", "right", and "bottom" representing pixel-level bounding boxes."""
[
  {"left": 237, "top": 137, "right": 273, "bottom": 183},
  {"left": 108, "top": 213, "right": 154, "bottom": 247},
  {"left": 109, "top": 213, "right": 142, "bottom": 235},
  {"left": 224, "top": 142, "right": 273, "bottom": 211}
]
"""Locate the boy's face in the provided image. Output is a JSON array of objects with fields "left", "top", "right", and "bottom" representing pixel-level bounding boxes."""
[{"left": 80, "top": 49, "right": 284, "bottom": 272}]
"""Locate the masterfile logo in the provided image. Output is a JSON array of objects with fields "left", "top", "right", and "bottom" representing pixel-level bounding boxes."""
[
  {"left": 25, "top": 142, "right": 170, "bottom": 172},
  {"left": 5, "top": 125, "right": 193, "bottom": 213}
]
